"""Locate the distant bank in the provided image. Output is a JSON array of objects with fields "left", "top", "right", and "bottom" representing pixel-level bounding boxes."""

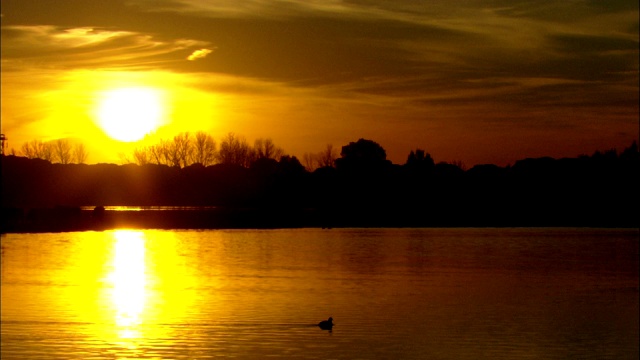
[
  {"left": 2, "top": 141, "right": 638, "bottom": 233},
  {"left": 2, "top": 205, "right": 637, "bottom": 234}
]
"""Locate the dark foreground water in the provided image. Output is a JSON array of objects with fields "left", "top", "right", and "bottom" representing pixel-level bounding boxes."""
[{"left": 1, "top": 228, "right": 638, "bottom": 359}]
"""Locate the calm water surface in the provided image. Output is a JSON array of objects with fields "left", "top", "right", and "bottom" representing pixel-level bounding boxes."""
[{"left": 1, "top": 228, "right": 638, "bottom": 359}]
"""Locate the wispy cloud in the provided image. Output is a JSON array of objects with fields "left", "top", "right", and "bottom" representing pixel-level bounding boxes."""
[
  {"left": 1, "top": 25, "right": 210, "bottom": 71},
  {"left": 187, "top": 48, "right": 213, "bottom": 61}
]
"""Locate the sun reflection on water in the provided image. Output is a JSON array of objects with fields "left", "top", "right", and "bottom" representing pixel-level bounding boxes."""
[{"left": 107, "top": 230, "right": 148, "bottom": 339}]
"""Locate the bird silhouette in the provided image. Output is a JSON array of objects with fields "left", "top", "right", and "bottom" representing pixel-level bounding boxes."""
[{"left": 318, "top": 317, "right": 334, "bottom": 330}]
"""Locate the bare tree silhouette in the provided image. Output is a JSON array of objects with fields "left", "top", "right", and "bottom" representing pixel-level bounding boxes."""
[
  {"left": 168, "top": 132, "right": 193, "bottom": 167},
  {"left": 193, "top": 131, "right": 217, "bottom": 166},
  {"left": 149, "top": 140, "right": 169, "bottom": 165},
  {"left": 53, "top": 139, "right": 72, "bottom": 164},
  {"left": 73, "top": 143, "right": 89, "bottom": 164},
  {"left": 132, "top": 146, "right": 151, "bottom": 165},
  {"left": 218, "top": 132, "right": 253, "bottom": 167},
  {"left": 317, "top": 144, "right": 337, "bottom": 168},
  {"left": 302, "top": 144, "right": 337, "bottom": 172},
  {"left": 302, "top": 152, "right": 317, "bottom": 171},
  {"left": 254, "top": 138, "right": 284, "bottom": 160},
  {"left": 21, "top": 139, "right": 54, "bottom": 161},
  {"left": 131, "top": 132, "right": 204, "bottom": 168}
]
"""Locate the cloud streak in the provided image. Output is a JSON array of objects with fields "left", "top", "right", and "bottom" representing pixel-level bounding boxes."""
[
  {"left": 187, "top": 48, "right": 213, "bottom": 61},
  {"left": 1, "top": 25, "right": 210, "bottom": 71}
]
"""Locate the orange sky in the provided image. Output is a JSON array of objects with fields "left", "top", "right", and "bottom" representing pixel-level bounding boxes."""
[{"left": 1, "top": 0, "right": 638, "bottom": 166}]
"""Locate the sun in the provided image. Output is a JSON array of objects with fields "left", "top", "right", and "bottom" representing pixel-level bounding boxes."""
[{"left": 97, "top": 87, "right": 164, "bottom": 142}]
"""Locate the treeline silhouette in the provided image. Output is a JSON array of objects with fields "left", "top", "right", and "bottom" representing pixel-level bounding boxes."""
[
  {"left": 1, "top": 138, "right": 638, "bottom": 232},
  {"left": 123, "top": 131, "right": 335, "bottom": 171},
  {"left": 15, "top": 138, "right": 89, "bottom": 164},
  {"left": 8, "top": 131, "right": 334, "bottom": 171}
]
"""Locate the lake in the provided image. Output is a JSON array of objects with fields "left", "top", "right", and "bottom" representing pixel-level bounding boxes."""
[{"left": 1, "top": 228, "right": 638, "bottom": 359}]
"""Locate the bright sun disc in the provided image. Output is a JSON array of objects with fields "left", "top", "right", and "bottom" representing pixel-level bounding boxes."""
[{"left": 97, "top": 88, "right": 163, "bottom": 142}]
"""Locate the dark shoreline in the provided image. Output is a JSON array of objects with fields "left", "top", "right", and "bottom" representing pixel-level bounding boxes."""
[
  {"left": 3, "top": 143, "right": 638, "bottom": 234},
  {"left": 2, "top": 207, "right": 636, "bottom": 234}
]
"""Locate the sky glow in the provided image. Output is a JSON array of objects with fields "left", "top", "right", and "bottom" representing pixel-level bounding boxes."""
[{"left": 1, "top": 0, "right": 638, "bottom": 166}]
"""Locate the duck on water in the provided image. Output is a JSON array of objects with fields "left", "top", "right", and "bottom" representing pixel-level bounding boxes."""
[{"left": 318, "top": 317, "right": 333, "bottom": 330}]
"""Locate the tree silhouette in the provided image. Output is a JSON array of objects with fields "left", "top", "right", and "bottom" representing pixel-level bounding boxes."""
[
  {"left": 73, "top": 143, "right": 89, "bottom": 164},
  {"left": 18, "top": 139, "right": 89, "bottom": 164},
  {"left": 277, "top": 155, "right": 305, "bottom": 175},
  {"left": 149, "top": 140, "right": 169, "bottom": 165},
  {"left": 168, "top": 132, "right": 193, "bottom": 168},
  {"left": 340, "top": 138, "right": 386, "bottom": 161},
  {"left": 218, "top": 132, "right": 253, "bottom": 167},
  {"left": 405, "top": 149, "right": 435, "bottom": 175},
  {"left": 318, "top": 144, "right": 337, "bottom": 168},
  {"left": 193, "top": 131, "right": 217, "bottom": 166},
  {"left": 254, "top": 138, "right": 284, "bottom": 160},
  {"left": 21, "top": 139, "right": 54, "bottom": 162},
  {"left": 302, "top": 152, "right": 317, "bottom": 172},
  {"left": 132, "top": 146, "right": 151, "bottom": 165},
  {"left": 335, "top": 138, "right": 390, "bottom": 172},
  {"left": 129, "top": 132, "right": 287, "bottom": 169},
  {"left": 53, "top": 139, "right": 72, "bottom": 164},
  {"left": 302, "top": 144, "right": 337, "bottom": 172},
  {"left": 131, "top": 132, "right": 206, "bottom": 168}
]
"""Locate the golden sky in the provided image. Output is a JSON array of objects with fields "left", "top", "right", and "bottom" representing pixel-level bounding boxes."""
[{"left": 1, "top": 0, "right": 638, "bottom": 166}]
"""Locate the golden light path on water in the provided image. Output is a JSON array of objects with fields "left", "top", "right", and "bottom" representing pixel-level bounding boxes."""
[
  {"left": 97, "top": 229, "right": 202, "bottom": 356},
  {"left": 107, "top": 230, "right": 148, "bottom": 340}
]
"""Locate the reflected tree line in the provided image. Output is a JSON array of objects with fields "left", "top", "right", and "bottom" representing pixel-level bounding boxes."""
[{"left": 1, "top": 133, "right": 638, "bottom": 230}]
